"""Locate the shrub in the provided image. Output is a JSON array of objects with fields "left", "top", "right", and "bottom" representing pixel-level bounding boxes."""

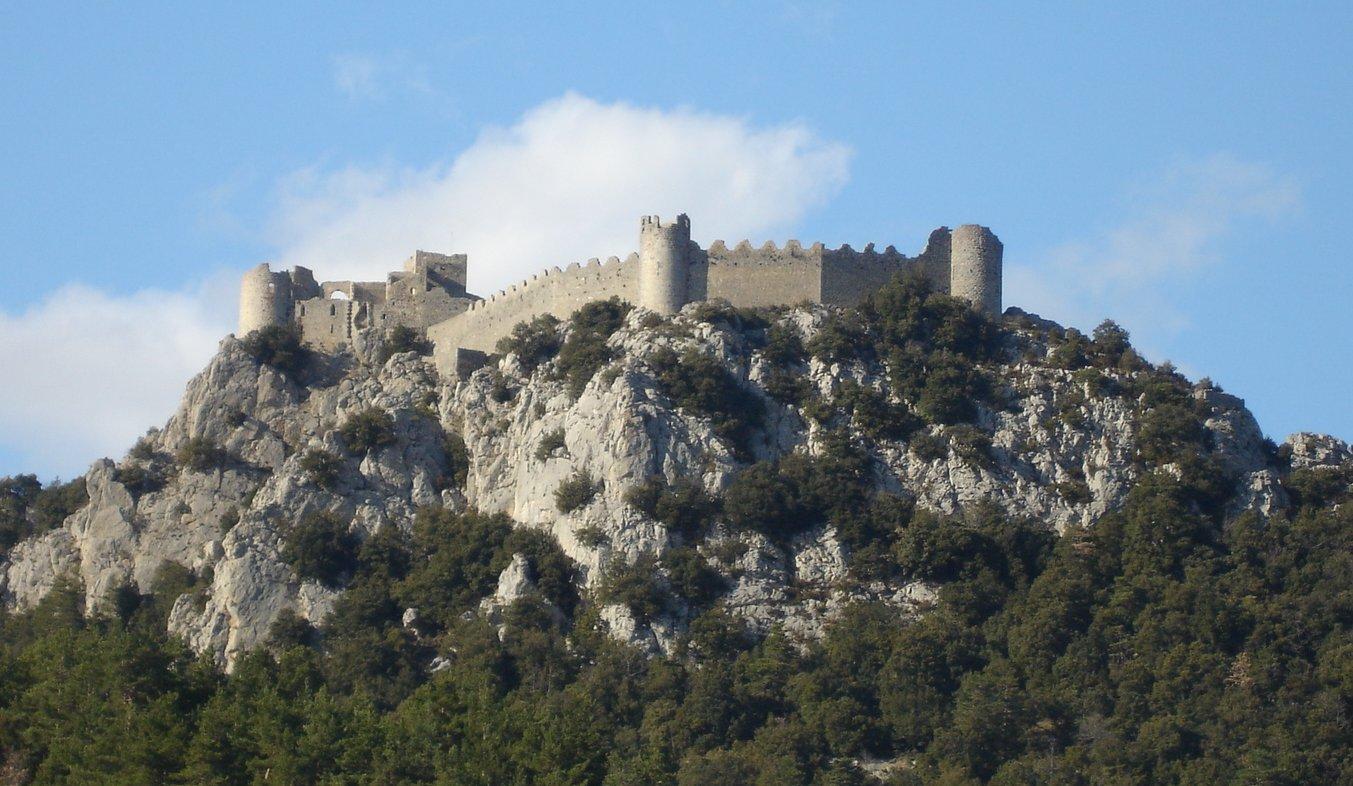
[
  {"left": 723, "top": 433, "right": 871, "bottom": 541},
  {"left": 689, "top": 301, "right": 769, "bottom": 333},
  {"left": 914, "top": 355, "right": 987, "bottom": 425},
  {"left": 827, "top": 379, "right": 920, "bottom": 441},
  {"left": 281, "top": 511, "right": 359, "bottom": 588},
  {"left": 1054, "top": 479, "right": 1093, "bottom": 504},
  {"left": 660, "top": 547, "right": 727, "bottom": 610},
  {"left": 555, "top": 472, "right": 599, "bottom": 513},
  {"left": 624, "top": 477, "right": 719, "bottom": 539},
  {"left": 806, "top": 313, "right": 871, "bottom": 364},
  {"left": 496, "top": 314, "right": 562, "bottom": 372},
  {"left": 299, "top": 448, "right": 343, "bottom": 490},
  {"left": 763, "top": 322, "right": 807, "bottom": 367},
  {"left": 377, "top": 325, "right": 431, "bottom": 363},
  {"left": 763, "top": 370, "right": 814, "bottom": 407},
  {"left": 486, "top": 370, "right": 516, "bottom": 403},
  {"left": 114, "top": 463, "right": 166, "bottom": 498},
  {"left": 1283, "top": 466, "right": 1352, "bottom": 510},
  {"left": 909, "top": 431, "right": 949, "bottom": 463},
  {"left": 574, "top": 525, "right": 608, "bottom": 548},
  {"left": 598, "top": 554, "right": 667, "bottom": 622},
  {"left": 556, "top": 298, "right": 631, "bottom": 397},
  {"left": 947, "top": 425, "right": 993, "bottom": 469},
  {"left": 242, "top": 323, "right": 308, "bottom": 375},
  {"left": 338, "top": 408, "right": 397, "bottom": 455},
  {"left": 650, "top": 347, "right": 764, "bottom": 459},
  {"left": 176, "top": 436, "right": 227, "bottom": 473},
  {"left": 439, "top": 430, "right": 469, "bottom": 491},
  {"left": 129, "top": 436, "right": 159, "bottom": 461},
  {"left": 0, "top": 475, "right": 87, "bottom": 560},
  {"left": 535, "top": 428, "right": 567, "bottom": 461}
]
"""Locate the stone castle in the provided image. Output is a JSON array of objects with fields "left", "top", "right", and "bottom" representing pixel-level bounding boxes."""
[{"left": 238, "top": 214, "right": 1003, "bottom": 376}]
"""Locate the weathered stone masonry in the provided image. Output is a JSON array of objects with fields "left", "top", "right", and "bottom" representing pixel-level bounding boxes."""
[{"left": 236, "top": 214, "right": 1003, "bottom": 376}]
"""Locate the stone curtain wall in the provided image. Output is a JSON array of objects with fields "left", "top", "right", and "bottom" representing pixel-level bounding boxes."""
[
  {"left": 239, "top": 216, "right": 1002, "bottom": 378},
  {"left": 429, "top": 254, "right": 642, "bottom": 371}
]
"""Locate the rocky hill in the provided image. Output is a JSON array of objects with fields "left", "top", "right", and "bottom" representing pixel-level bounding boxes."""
[{"left": 1, "top": 275, "right": 1349, "bottom": 783}]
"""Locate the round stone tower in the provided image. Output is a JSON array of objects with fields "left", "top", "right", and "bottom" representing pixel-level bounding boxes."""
[
  {"left": 638, "top": 214, "right": 691, "bottom": 315},
  {"left": 238, "top": 263, "right": 289, "bottom": 336},
  {"left": 949, "top": 225, "right": 1003, "bottom": 316}
]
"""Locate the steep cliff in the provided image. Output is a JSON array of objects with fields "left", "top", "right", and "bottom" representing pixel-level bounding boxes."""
[{"left": 0, "top": 284, "right": 1341, "bottom": 669}]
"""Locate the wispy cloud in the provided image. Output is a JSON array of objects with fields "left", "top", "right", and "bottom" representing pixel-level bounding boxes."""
[
  {"left": 1007, "top": 153, "right": 1300, "bottom": 351},
  {"left": 2, "top": 94, "right": 850, "bottom": 478},
  {"left": 331, "top": 52, "right": 439, "bottom": 101},
  {"left": 269, "top": 92, "right": 852, "bottom": 293},
  {"left": 0, "top": 274, "right": 237, "bottom": 478}
]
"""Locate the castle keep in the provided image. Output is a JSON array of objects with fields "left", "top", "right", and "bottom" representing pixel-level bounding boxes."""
[{"left": 237, "top": 214, "right": 1003, "bottom": 376}]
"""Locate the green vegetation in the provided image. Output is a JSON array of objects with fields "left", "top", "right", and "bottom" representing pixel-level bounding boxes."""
[
  {"left": 1, "top": 440, "right": 1350, "bottom": 785},
  {"left": 535, "top": 428, "right": 567, "bottom": 461},
  {"left": 440, "top": 430, "right": 469, "bottom": 491},
  {"left": 495, "top": 313, "right": 562, "bottom": 372},
  {"left": 0, "top": 475, "right": 86, "bottom": 560},
  {"left": 624, "top": 477, "right": 719, "bottom": 539},
  {"left": 338, "top": 408, "right": 397, "bottom": 455},
  {"left": 2, "top": 275, "right": 1350, "bottom": 784},
  {"left": 650, "top": 347, "right": 764, "bottom": 459},
  {"left": 281, "top": 511, "right": 359, "bottom": 588},
  {"left": 113, "top": 462, "right": 166, "bottom": 498},
  {"left": 241, "top": 323, "right": 308, "bottom": 375},
  {"left": 556, "top": 298, "right": 631, "bottom": 397},
  {"left": 176, "top": 436, "right": 228, "bottom": 473},
  {"left": 554, "top": 472, "right": 599, "bottom": 513},
  {"left": 377, "top": 325, "right": 432, "bottom": 363},
  {"left": 298, "top": 448, "right": 343, "bottom": 490}
]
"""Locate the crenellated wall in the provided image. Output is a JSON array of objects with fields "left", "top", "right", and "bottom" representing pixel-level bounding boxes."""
[
  {"left": 238, "top": 213, "right": 1002, "bottom": 376},
  {"left": 428, "top": 253, "right": 641, "bottom": 364},
  {"left": 426, "top": 216, "right": 1001, "bottom": 376}
]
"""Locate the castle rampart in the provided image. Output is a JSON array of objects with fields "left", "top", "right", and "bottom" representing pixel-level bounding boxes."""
[{"left": 237, "top": 213, "right": 1003, "bottom": 376}]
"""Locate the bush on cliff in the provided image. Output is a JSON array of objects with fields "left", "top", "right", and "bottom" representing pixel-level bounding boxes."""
[
  {"left": 496, "top": 314, "right": 562, "bottom": 372},
  {"left": 282, "top": 511, "right": 359, "bottom": 588},
  {"left": 556, "top": 298, "right": 631, "bottom": 397},
  {"left": 650, "top": 347, "right": 764, "bottom": 459},
  {"left": 377, "top": 325, "right": 432, "bottom": 364},
  {"left": 241, "top": 323, "right": 308, "bottom": 375},
  {"left": 0, "top": 475, "right": 87, "bottom": 560},
  {"left": 338, "top": 408, "right": 397, "bottom": 455}
]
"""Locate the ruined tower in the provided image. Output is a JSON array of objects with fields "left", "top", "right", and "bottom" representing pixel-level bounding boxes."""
[
  {"left": 949, "top": 224, "right": 1003, "bottom": 316},
  {"left": 238, "top": 263, "right": 290, "bottom": 336},
  {"left": 638, "top": 214, "right": 692, "bottom": 315}
]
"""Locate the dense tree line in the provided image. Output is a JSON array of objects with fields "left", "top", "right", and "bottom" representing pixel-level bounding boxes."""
[{"left": 0, "top": 455, "right": 1346, "bottom": 783}]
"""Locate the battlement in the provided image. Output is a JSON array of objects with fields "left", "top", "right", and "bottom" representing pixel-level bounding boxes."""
[{"left": 238, "top": 212, "right": 1002, "bottom": 373}]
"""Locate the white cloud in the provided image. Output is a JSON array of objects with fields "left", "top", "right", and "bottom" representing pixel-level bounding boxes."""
[
  {"left": 0, "top": 274, "right": 237, "bottom": 478},
  {"left": 269, "top": 92, "right": 852, "bottom": 293},
  {"left": 1006, "top": 153, "right": 1300, "bottom": 349},
  {"left": 1, "top": 94, "right": 849, "bottom": 478}
]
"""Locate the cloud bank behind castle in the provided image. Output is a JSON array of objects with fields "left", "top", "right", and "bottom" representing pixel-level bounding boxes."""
[{"left": 0, "top": 95, "right": 853, "bottom": 478}]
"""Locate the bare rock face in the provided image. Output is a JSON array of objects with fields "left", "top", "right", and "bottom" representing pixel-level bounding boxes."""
[
  {"left": 3, "top": 337, "right": 454, "bottom": 668},
  {"left": 0, "top": 303, "right": 1328, "bottom": 666},
  {"left": 1284, "top": 432, "right": 1353, "bottom": 469}
]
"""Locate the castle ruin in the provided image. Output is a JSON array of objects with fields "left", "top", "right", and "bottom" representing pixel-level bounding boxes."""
[{"left": 237, "top": 214, "right": 1003, "bottom": 376}]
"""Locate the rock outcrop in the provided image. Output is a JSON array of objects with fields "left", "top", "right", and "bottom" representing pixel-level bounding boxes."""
[{"left": 3, "top": 301, "right": 1344, "bottom": 667}]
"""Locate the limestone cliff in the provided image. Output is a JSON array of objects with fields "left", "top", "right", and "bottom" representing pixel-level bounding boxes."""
[{"left": 2, "top": 298, "right": 1344, "bottom": 667}]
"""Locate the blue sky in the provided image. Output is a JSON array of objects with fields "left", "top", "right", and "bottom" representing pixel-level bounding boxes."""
[{"left": 1, "top": 2, "right": 1349, "bottom": 478}]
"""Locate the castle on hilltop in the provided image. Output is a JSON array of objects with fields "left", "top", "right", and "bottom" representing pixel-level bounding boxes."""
[{"left": 237, "top": 214, "right": 1003, "bottom": 376}]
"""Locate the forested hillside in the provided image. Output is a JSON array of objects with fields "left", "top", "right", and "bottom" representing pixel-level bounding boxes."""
[{"left": 1, "top": 273, "right": 1349, "bottom": 784}]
